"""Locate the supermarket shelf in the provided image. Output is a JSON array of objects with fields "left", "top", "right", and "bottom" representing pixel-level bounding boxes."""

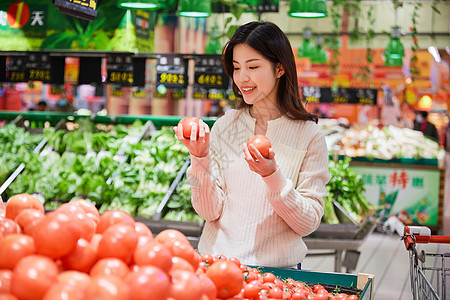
[{"left": 0, "top": 111, "right": 218, "bottom": 129}]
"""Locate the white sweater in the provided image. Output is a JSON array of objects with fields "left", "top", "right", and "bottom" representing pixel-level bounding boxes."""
[{"left": 187, "top": 108, "right": 330, "bottom": 268}]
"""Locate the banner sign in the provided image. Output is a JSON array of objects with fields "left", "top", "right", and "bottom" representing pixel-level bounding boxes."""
[
  {"left": 52, "top": 0, "right": 98, "bottom": 21},
  {"left": 5, "top": 55, "right": 28, "bottom": 82},
  {"left": 193, "top": 54, "right": 229, "bottom": 91},
  {"left": 106, "top": 53, "right": 134, "bottom": 86},
  {"left": 156, "top": 54, "right": 188, "bottom": 89},
  {"left": 303, "top": 87, "right": 378, "bottom": 105},
  {"left": 350, "top": 165, "right": 440, "bottom": 226}
]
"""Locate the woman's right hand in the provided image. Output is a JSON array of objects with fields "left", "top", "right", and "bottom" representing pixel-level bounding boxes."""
[{"left": 173, "top": 119, "right": 210, "bottom": 158}]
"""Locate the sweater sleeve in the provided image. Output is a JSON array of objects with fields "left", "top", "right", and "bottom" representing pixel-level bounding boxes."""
[
  {"left": 262, "top": 129, "right": 330, "bottom": 236},
  {"left": 186, "top": 125, "right": 226, "bottom": 222}
]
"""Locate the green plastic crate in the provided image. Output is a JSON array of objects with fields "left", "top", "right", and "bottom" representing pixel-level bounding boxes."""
[{"left": 255, "top": 267, "right": 374, "bottom": 300}]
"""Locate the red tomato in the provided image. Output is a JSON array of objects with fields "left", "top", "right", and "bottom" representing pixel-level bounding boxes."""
[
  {"left": 347, "top": 295, "right": 359, "bottom": 300},
  {"left": 0, "top": 294, "right": 18, "bottom": 300},
  {"left": 169, "top": 270, "right": 203, "bottom": 300},
  {"left": 292, "top": 289, "right": 310, "bottom": 300},
  {"left": 133, "top": 242, "right": 172, "bottom": 273},
  {"left": 97, "top": 223, "right": 138, "bottom": 264},
  {"left": 268, "top": 286, "right": 284, "bottom": 299},
  {"left": 242, "top": 281, "right": 260, "bottom": 298},
  {"left": 70, "top": 199, "right": 100, "bottom": 225},
  {"left": 0, "top": 234, "right": 35, "bottom": 269},
  {"left": 134, "top": 222, "right": 152, "bottom": 237},
  {"left": 10, "top": 255, "right": 59, "bottom": 300},
  {"left": 169, "top": 239, "right": 199, "bottom": 269},
  {"left": 155, "top": 229, "right": 190, "bottom": 246},
  {"left": 334, "top": 293, "right": 349, "bottom": 300},
  {"left": 32, "top": 211, "right": 81, "bottom": 258},
  {"left": 14, "top": 208, "right": 44, "bottom": 235},
  {"left": 197, "top": 272, "right": 217, "bottom": 300},
  {"left": 85, "top": 275, "right": 130, "bottom": 300},
  {"left": 246, "top": 134, "right": 271, "bottom": 158},
  {"left": 43, "top": 282, "right": 85, "bottom": 300},
  {"left": 5, "top": 194, "right": 44, "bottom": 220},
  {"left": 125, "top": 265, "right": 170, "bottom": 300},
  {"left": 57, "top": 271, "right": 91, "bottom": 290},
  {"left": 213, "top": 254, "right": 227, "bottom": 263},
  {"left": 205, "top": 260, "right": 243, "bottom": 299},
  {"left": 171, "top": 256, "right": 195, "bottom": 273},
  {"left": 0, "top": 218, "right": 21, "bottom": 238},
  {"left": 262, "top": 272, "right": 276, "bottom": 283},
  {"left": 56, "top": 203, "right": 96, "bottom": 241},
  {"left": 313, "top": 284, "right": 325, "bottom": 293},
  {"left": 200, "top": 253, "right": 214, "bottom": 265},
  {"left": 178, "top": 117, "right": 200, "bottom": 139},
  {"left": 60, "top": 238, "right": 97, "bottom": 273},
  {"left": 243, "top": 271, "right": 258, "bottom": 283},
  {"left": 96, "top": 210, "right": 134, "bottom": 234},
  {"left": 0, "top": 270, "right": 12, "bottom": 294},
  {"left": 90, "top": 258, "right": 129, "bottom": 279},
  {"left": 228, "top": 257, "right": 241, "bottom": 268}
]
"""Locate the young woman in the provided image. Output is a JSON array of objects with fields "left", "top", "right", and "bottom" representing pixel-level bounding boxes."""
[{"left": 174, "top": 21, "right": 330, "bottom": 268}]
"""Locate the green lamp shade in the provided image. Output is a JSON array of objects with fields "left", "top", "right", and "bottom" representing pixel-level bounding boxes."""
[
  {"left": 289, "top": 0, "right": 327, "bottom": 18},
  {"left": 297, "top": 39, "right": 316, "bottom": 59},
  {"left": 384, "top": 38, "right": 405, "bottom": 66},
  {"left": 178, "top": 0, "right": 211, "bottom": 17},
  {"left": 118, "top": 0, "right": 160, "bottom": 10}
]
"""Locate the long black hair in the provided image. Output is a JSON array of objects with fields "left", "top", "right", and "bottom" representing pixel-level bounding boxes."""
[{"left": 222, "top": 21, "right": 317, "bottom": 123}]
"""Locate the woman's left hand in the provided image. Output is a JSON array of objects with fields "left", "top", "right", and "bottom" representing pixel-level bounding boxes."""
[{"left": 242, "top": 143, "right": 278, "bottom": 177}]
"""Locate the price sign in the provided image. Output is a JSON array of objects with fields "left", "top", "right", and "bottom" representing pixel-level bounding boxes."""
[
  {"left": 26, "top": 52, "right": 51, "bottom": 83},
  {"left": 5, "top": 55, "right": 28, "bottom": 82},
  {"left": 107, "top": 54, "right": 134, "bottom": 86},
  {"left": 302, "top": 86, "right": 321, "bottom": 103},
  {"left": 304, "top": 87, "right": 378, "bottom": 105},
  {"left": 156, "top": 55, "right": 188, "bottom": 89},
  {"left": 194, "top": 55, "right": 229, "bottom": 90},
  {"left": 52, "top": 0, "right": 97, "bottom": 21},
  {"left": 193, "top": 87, "right": 208, "bottom": 99}
]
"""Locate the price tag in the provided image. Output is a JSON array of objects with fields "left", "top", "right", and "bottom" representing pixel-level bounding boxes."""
[
  {"left": 305, "top": 87, "right": 378, "bottom": 105},
  {"left": 26, "top": 52, "right": 51, "bottom": 83},
  {"left": 194, "top": 55, "right": 229, "bottom": 90},
  {"left": 6, "top": 55, "right": 28, "bottom": 82},
  {"left": 156, "top": 54, "right": 188, "bottom": 89},
  {"left": 107, "top": 54, "right": 134, "bottom": 86},
  {"left": 53, "top": 0, "right": 98, "bottom": 21}
]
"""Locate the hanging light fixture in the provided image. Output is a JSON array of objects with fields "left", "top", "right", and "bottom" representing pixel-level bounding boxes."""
[
  {"left": 297, "top": 27, "right": 316, "bottom": 59},
  {"left": 177, "top": 0, "right": 211, "bottom": 18},
  {"left": 383, "top": 26, "right": 405, "bottom": 67},
  {"left": 117, "top": 0, "right": 160, "bottom": 10},
  {"left": 311, "top": 36, "right": 327, "bottom": 63},
  {"left": 289, "top": 0, "right": 327, "bottom": 18}
]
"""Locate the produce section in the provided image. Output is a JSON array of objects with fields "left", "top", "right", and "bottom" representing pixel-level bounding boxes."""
[{"left": 0, "top": 192, "right": 373, "bottom": 300}]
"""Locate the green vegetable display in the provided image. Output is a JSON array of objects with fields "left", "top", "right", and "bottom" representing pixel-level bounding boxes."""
[
  {"left": 323, "top": 157, "right": 371, "bottom": 225},
  {"left": 0, "top": 124, "right": 42, "bottom": 184}
]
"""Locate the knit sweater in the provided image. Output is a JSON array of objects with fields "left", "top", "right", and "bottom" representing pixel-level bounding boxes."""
[{"left": 186, "top": 107, "right": 330, "bottom": 268}]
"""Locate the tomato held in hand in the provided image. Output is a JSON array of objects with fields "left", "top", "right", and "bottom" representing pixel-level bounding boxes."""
[
  {"left": 246, "top": 134, "right": 271, "bottom": 158},
  {"left": 178, "top": 117, "right": 200, "bottom": 139}
]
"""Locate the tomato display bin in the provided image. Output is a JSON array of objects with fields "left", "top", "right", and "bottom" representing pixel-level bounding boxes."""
[{"left": 256, "top": 267, "right": 374, "bottom": 300}]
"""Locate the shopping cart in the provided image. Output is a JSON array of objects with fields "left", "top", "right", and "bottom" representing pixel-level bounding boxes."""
[{"left": 402, "top": 226, "right": 450, "bottom": 300}]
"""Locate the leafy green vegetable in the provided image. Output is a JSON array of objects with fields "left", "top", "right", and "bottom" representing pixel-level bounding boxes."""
[{"left": 323, "top": 157, "right": 371, "bottom": 224}]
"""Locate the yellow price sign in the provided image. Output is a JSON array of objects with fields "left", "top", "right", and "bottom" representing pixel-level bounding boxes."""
[
  {"left": 159, "top": 73, "right": 185, "bottom": 85},
  {"left": 29, "top": 69, "right": 50, "bottom": 81}
]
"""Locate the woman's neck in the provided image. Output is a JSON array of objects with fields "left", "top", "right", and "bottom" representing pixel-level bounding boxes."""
[{"left": 249, "top": 105, "right": 282, "bottom": 135}]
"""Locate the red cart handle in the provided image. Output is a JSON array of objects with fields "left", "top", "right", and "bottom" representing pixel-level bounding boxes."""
[{"left": 403, "top": 226, "right": 450, "bottom": 250}]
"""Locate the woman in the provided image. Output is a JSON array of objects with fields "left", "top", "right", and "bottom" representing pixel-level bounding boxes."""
[{"left": 174, "top": 21, "right": 330, "bottom": 268}]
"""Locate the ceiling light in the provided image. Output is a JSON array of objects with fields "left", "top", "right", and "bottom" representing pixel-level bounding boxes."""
[
  {"left": 289, "top": 0, "right": 327, "bottom": 18},
  {"left": 118, "top": 0, "right": 160, "bottom": 10},
  {"left": 177, "top": 0, "right": 211, "bottom": 18}
]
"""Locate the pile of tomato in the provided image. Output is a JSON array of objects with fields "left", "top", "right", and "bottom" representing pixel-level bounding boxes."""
[{"left": 0, "top": 193, "right": 360, "bottom": 300}]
